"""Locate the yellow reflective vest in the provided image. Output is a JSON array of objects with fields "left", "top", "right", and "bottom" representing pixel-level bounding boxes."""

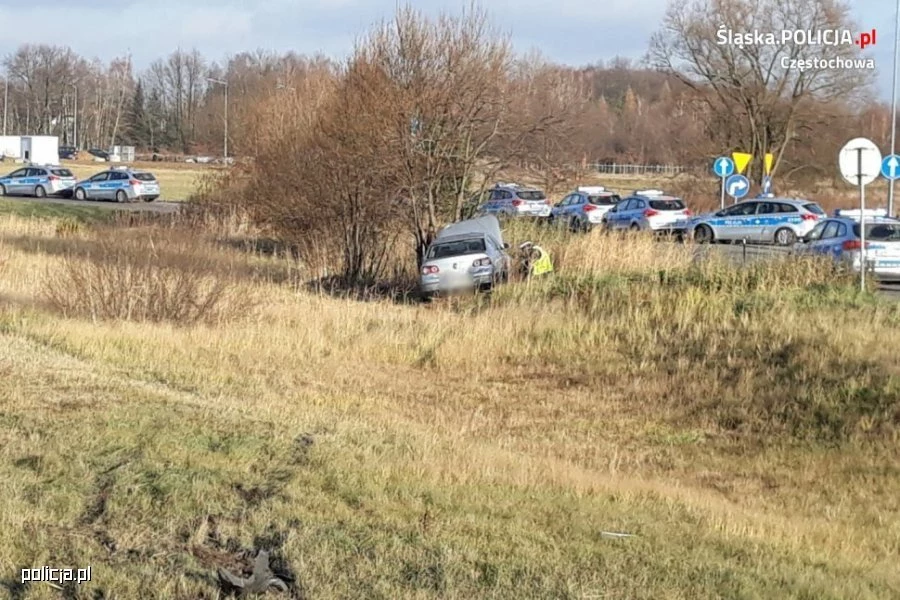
[{"left": 530, "top": 245, "right": 554, "bottom": 276}]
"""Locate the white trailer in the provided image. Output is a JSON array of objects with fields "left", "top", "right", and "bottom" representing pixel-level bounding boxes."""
[
  {"left": 20, "top": 136, "right": 60, "bottom": 165},
  {"left": 0, "top": 135, "right": 22, "bottom": 160}
]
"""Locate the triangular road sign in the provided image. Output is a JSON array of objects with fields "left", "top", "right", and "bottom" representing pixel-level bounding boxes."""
[
  {"left": 732, "top": 152, "right": 752, "bottom": 174},
  {"left": 764, "top": 153, "right": 774, "bottom": 175}
]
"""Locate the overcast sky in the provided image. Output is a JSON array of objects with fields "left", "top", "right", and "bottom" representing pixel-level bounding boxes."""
[{"left": 0, "top": 0, "right": 892, "bottom": 98}]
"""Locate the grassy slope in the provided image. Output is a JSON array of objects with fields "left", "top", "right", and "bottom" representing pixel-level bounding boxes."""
[{"left": 1, "top": 216, "right": 899, "bottom": 598}]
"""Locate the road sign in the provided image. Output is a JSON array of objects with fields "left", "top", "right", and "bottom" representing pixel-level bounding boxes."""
[
  {"left": 712, "top": 156, "right": 734, "bottom": 178},
  {"left": 725, "top": 174, "right": 750, "bottom": 199},
  {"left": 881, "top": 154, "right": 900, "bottom": 180},
  {"left": 732, "top": 152, "right": 752, "bottom": 174},
  {"left": 764, "top": 153, "right": 774, "bottom": 175},
  {"left": 838, "top": 137, "right": 881, "bottom": 186},
  {"left": 838, "top": 137, "right": 882, "bottom": 292},
  {"left": 761, "top": 176, "right": 772, "bottom": 195}
]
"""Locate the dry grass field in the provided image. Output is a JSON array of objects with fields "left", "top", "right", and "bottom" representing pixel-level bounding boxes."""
[{"left": 1, "top": 209, "right": 899, "bottom": 599}]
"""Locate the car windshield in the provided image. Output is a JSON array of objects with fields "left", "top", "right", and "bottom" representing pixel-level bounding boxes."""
[
  {"left": 427, "top": 238, "right": 486, "bottom": 259},
  {"left": 132, "top": 172, "right": 156, "bottom": 181},
  {"left": 517, "top": 190, "right": 546, "bottom": 201},
  {"left": 51, "top": 169, "right": 74, "bottom": 177},
  {"left": 649, "top": 199, "right": 685, "bottom": 210},
  {"left": 853, "top": 222, "right": 900, "bottom": 241},
  {"left": 588, "top": 195, "right": 618, "bottom": 205},
  {"left": 803, "top": 203, "right": 825, "bottom": 215}
]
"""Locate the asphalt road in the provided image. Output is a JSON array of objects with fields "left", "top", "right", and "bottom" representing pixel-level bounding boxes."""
[{"left": 1, "top": 194, "right": 181, "bottom": 213}]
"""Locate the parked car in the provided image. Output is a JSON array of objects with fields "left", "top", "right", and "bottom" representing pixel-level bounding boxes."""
[
  {"left": 72, "top": 167, "right": 161, "bottom": 202},
  {"left": 0, "top": 165, "right": 78, "bottom": 198},
  {"left": 419, "top": 215, "right": 510, "bottom": 299},
  {"left": 550, "top": 186, "right": 621, "bottom": 232},
  {"left": 87, "top": 148, "right": 109, "bottom": 161},
  {"left": 684, "top": 197, "right": 825, "bottom": 246},
  {"left": 59, "top": 146, "right": 79, "bottom": 160},
  {"left": 477, "top": 183, "right": 551, "bottom": 218},
  {"left": 602, "top": 189, "right": 691, "bottom": 234},
  {"left": 795, "top": 214, "right": 900, "bottom": 281}
]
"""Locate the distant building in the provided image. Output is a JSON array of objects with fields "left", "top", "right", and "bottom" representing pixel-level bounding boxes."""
[{"left": 0, "top": 135, "right": 60, "bottom": 165}]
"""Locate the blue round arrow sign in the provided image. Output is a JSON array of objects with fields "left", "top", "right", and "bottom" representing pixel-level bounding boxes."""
[
  {"left": 713, "top": 156, "right": 735, "bottom": 178},
  {"left": 881, "top": 154, "right": 900, "bottom": 180},
  {"left": 725, "top": 174, "right": 750, "bottom": 199}
]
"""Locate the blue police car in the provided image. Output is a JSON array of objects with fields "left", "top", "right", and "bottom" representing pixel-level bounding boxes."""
[
  {"left": 684, "top": 197, "right": 825, "bottom": 246},
  {"left": 72, "top": 167, "right": 161, "bottom": 202},
  {"left": 795, "top": 210, "right": 900, "bottom": 281},
  {"left": 0, "top": 165, "right": 78, "bottom": 198}
]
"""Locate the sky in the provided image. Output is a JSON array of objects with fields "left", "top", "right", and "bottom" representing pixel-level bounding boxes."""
[{"left": 0, "top": 0, "right": 893, "bottom": 98}]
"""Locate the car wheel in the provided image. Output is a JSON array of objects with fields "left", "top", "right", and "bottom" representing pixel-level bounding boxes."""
[
  {"left": 629, "top": 223, "right": 640, "bottom": 232},
  {"left": 0, "top": 184, "right": 6, "bottom": 197},
  {"left": 34, "top": 185, "right": 47, "bottom": 199},
  {"left": 74, "top": 187, "right": 87, "bottom": 201},
  {"left": 694, "top": 224, "right": 714, "bottom": 244},
  {"left": 774, "top": 227, "right": 796, "bottom": 246},
  {"left": 115, "top": 190, "right": 128, "bottom": 203}
]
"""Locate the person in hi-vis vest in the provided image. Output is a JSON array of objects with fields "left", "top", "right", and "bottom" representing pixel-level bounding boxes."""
[{"left": 518, "top": 241, "right": 554, "bottom": 278}]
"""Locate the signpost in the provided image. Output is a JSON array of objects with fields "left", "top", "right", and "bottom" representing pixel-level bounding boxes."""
[
  {"left": 712, "top": 156, "right": 735, "bottom": 209},
  {"left": 838, "top": 137, "right": 883, "bottom": 291},
  {"left": 725, "top": 174, "right": 750, "bottom": 200}
]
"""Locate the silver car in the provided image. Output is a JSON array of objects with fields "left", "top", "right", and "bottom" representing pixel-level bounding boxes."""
[
  {"left": 796, "top": 214, "right": 900, "bottom": 281},
  {"left": 550, "top": 186, "right": 621, "bottom": 232},
  {"left": 0, "top": 165, "right": 78, "bottom": 198},
  {"left": 72, "top": 167, "right": 161, "bottom": 202},
  {"left": 603, "top": 190, "right": 692, "bottom": 234},
  {"left": 478, "top": 183, "right": 551, "bottom": 218},
  {"left": 419, "top": 215, "right": 510, "bottom": 299},
  {"left": 685, "top": 197, "right": 825, "bottom": 246}
]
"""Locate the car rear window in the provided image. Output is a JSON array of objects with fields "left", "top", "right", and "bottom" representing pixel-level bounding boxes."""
[
  {"left": 132, "top": 172, "right": 156, "bottom": 181},
  {"left": 777, "top": 203, "right": 798, "bottom": 213},
  {"left": 427, "top": 238, "right": 487, "bottom": 259},
  {"left": 853, "top": 223, "right": 900, "bottom": 241},
  {"left": 51, "top": 169, "right": 74, "bottom": 177},
  {"left": 803, "top": 203, "right": 825, "bottom": 215},
  {"left": 516, "top": 190, "right": 546, "bottom": 201},
  {"left": 589, "top": 194, "right": 618, "bottom": 206},
  {"left": 649, "top": 199, "right": 685, "bottom": 210}
]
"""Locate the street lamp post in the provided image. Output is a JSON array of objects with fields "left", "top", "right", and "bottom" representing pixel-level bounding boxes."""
[
  {"left": 66, "top": 83, "right": 78, "bottom": 148},
  {"left": 207, "top": 77, "right": 228, "bottom": 159},
  {"left": 890, "top": 0, "right": 900, "bottom": 216},
  {"left": 3, "top": 75, "right": 8, "bottom": 136}
]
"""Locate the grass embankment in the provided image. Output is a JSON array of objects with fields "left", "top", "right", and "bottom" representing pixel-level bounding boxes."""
[{"left": 0, "top": 214, "right": 899, "bottom": 598}]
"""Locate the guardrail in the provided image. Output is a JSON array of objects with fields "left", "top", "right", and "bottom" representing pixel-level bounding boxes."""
[{"left": 588, "top": 163, "right": 696, "bottom": 176}]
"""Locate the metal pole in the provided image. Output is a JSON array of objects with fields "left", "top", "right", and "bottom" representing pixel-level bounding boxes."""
[
  {"left": 890, "top": 0, "right": 900, "bottom": 216},
  {"left": 858, "top": 148, "right": 867, "bottom": 291},
  {"left": 224, "top": 82, "right": 228, "bottom": 159},
  {"left": 72, "top": 86, "right": 77, "bottom": 149},
  {"left": 720, "top": 177, "right": 725, "bottom": 210},
  {"left": 3, "top": 76, "right": 7, "bottom": 135}
]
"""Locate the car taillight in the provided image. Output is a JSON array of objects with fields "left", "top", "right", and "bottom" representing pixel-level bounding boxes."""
[
  {"left": 801, "top": 214, "right": 818, "bottom": 221},
  {"left": 644, "top": 209, "right": 659, "bottom": 217},
  {"left": 545, "top": 199, "right": 551, "bottom": 205},
  {"left": 422, "top": 265, "right": 440, "bottom": 275},
  {"left": 583, "top": 204, "right": 597, "bottom": 212},
  {"left": 129, "top": 179, "right": 141, "bottom": 186},
  {"left": 842, "top": 240, "right": 868, "bottom": 251},
  {"left": 512, "top": 199, "right": 523, "bottom": 207},
  {"left": 683, "top": 209, "right": 692, "bottom": 216},
  {"left": 47, "top": 175, "right": 59, "bottom": 181},
  {"left": 472, "top": 257, "right": 491, "bottom": 267}
]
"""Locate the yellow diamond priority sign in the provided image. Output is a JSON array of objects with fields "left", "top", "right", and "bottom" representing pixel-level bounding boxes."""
[{"left": 732, "top": 152, "right": 752, "bottom": 174}]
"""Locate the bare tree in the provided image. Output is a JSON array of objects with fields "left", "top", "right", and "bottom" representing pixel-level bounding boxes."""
[{"left": 649, "top": 0, "right": 873, "bottom": 181}]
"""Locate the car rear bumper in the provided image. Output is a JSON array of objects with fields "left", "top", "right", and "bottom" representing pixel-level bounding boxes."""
[{"left": 420, "top": 270, "right": 493, "bottom": 293}]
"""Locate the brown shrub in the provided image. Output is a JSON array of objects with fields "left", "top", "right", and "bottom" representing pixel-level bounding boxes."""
[{"left": 41, "top": 231, "right": 256, "bottom": 325}]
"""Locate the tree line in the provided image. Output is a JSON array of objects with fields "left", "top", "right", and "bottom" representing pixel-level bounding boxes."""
[{"left": 190, "top": 0, "right": 884, "bottom": 287}]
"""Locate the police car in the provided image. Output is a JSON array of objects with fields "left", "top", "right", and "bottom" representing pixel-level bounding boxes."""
[
  {"left": 477, "top": 183, "right": 552, "bottom": 218},
  {"left": 550, "top": 186, "right": 621, "bottom": 232},
  {"left": 0, "top": 165, "right": 78, "bottom": 198},
  {"left": 602, "top": 189, "right": 691, "bottom": 233},
  {"left": 795, "top": 209, "right": 900, "bottom": 281},
  {"left": 684, "top": 196, "right": 825, "bottom": 246},
  {"left": 72, "top": 167, "right": 161, "bottom": 202}
]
